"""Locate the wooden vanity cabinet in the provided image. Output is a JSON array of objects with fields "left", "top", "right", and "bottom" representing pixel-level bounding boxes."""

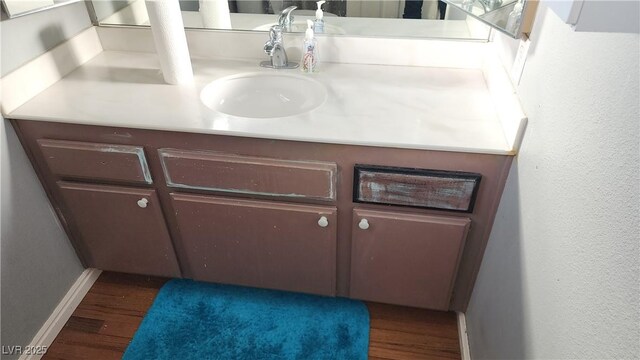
[
  {"left": 57, "top": 182, "right": 181, "bottom": 278},
  {"left": 26, "top": 138, "right": 181, "bottom": 278},
  {"left": 160, "top": 148, "right": 339, "bottom": 296},
  {"left": 170, "top": 194, "right": 337, "bottom": 296},
  {"left": 349, "top": 208, "right": 469, "bottom": 310},
  {"left": 12, "top": 120, "right": 515, "bottom": 312}
]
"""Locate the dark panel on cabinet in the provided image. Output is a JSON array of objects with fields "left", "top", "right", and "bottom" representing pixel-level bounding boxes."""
[{"left": 354, "top": 165, "right": 481, "bottom": 212}]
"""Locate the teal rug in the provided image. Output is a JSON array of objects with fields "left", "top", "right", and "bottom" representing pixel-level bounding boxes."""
[{"left": 122, "top": 279, "right": 370, "bottom": 360}]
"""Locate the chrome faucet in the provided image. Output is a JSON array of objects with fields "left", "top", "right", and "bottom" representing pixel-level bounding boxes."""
[
  {"left": 277, "top": 6, "right": 297, "bottom": 32},
  {"left": 260, "top": 25, "right": 298, "bottom": 69}
]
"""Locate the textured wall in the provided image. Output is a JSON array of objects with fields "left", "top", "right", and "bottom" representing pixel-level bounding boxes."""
[
  {"left": 0, "top": 2, "right": 89, "bottom": 357},
  {"left": 465, "top": 1, "right": 640, "bottom": 359}
]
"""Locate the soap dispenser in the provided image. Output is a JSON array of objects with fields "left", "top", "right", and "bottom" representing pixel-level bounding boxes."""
[
  {"left": 314, "top": 0, "right": 326, "bottom": 33},
  {"left": 301, "top": 19, "right": 318, "bottom": 73}
]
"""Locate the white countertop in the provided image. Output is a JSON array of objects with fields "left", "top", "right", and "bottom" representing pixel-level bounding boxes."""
[{"left": 8, "top": 50, "right": 515, "bottom": 155}]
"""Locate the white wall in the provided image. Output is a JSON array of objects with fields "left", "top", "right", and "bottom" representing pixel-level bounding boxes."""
[
  {"left": 0, "top": 1, "right": 92, "bottom": 76},
  {"left": 0, "top": 2, "right": 90, "bottom": 357},
  {"left": 465, "top": 1, "right": 639, "bottom": 359}
]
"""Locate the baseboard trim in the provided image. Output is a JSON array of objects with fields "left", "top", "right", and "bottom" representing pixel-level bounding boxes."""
[
  {"left": 19, "top": 268, "right": 102, "bottom": 360},
  {"left": 457, "top": 311, "right": 471, "bottom": 360}
]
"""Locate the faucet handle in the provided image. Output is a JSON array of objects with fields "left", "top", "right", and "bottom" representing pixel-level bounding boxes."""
[
  {"left": 260, "top": 24, "right": 298, "bottom": 69},
  {"left": 264, "top": 25, "right": 282, "bottom": 54}
]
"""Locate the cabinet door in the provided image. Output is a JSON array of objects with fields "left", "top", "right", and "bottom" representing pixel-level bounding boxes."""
[
  {"left": 58, "top": 182, "right": 181, "bottom": 278},
  {"left": 350, "top": 208, "right": 469, "bottom": 310},
  {"left": 171, "top": 193, "right": 337, "bottom": 296}
]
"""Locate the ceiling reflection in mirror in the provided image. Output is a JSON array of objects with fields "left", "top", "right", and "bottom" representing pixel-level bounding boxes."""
[
  {"left": 1, "top": 0, "right": 80, "bottom": 18},
  {"left": 92, "top": 0, "right": 491, "bottom": 40},
  {"left": 443, "top": 0, "right": 529, "bottom": 38}
]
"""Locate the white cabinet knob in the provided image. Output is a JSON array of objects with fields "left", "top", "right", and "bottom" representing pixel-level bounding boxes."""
[
  {"left": 137, "top": 198, "right": 149, "bottom": 208},
  {"left": 318, "top": 216, "right": 329, "bottom": 228},
  {"left": 358, "top": 218, "right": 370, "bottom": 230}
]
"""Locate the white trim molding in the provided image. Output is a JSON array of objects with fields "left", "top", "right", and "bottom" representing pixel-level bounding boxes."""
[
  {"left": 19, "top": 268, "right": 102, "bottom": 360},
  {"left": 481, "top": 42, "right": 528, "bottom": 154},
  {"left": 457, "top": 311, "right": 472, "bottom": 360}
]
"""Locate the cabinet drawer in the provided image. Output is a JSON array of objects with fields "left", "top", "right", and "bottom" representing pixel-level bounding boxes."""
[
  {"left": 354, "top": 165, "right": 481, "bottom": 212},
  {"left": 58, "top": 182, "right": 181, "bottom": 278},
  {"left": 160, "top": 149, "right": 337, "bottom": 201},
  {"left": 38, "top": 139, "right": 152, "bottom": 185},
  {"left": 350, "top": 208, "right": 469, "bottom": 310},
  {"left": 171, "top": 193, "right": 337, "bottom": 296}
]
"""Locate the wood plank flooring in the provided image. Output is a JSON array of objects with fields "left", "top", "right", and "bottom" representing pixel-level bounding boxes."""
[{"left": 42, "top": 272, "right": 461, "bottom": 360}]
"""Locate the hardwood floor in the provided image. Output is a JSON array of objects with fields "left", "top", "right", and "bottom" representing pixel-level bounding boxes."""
[{"left": 42, "top": 272, "right": 461, "bottom": 360}]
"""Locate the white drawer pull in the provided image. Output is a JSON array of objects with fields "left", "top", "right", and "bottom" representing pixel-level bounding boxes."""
[
  {"left": 318, "top": 216, "right": 329, "bottom": 228},
  {"left": 358, "top": 218, "right": 370, "bottom": 230},
  {"left": 137, "top": 198, "right": 149, "bottom": 208}
]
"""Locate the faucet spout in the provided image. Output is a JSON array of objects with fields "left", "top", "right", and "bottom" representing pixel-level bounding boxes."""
[{"left": 277, "top": 6, "right": 297, "bottom": 32}]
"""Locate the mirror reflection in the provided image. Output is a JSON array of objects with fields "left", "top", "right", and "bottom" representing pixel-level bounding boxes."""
[
  {"left": 443, "top": 0, "right": 529, "bottom": 38},
  {"left": 1, "top": 0, "right": 79, "bottom": 18},
  {"left": 93, "top": 0, "right": 491, "bottom": 40}
]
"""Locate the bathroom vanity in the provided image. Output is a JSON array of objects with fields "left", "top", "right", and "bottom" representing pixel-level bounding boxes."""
[
  {"left": 12, "top": 119, "right": 512, "bottom": 311},
  {"left": 3, "top": 27, "right": 525, "bottom": 313}
]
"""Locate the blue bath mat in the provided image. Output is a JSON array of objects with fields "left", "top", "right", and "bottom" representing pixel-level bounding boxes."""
[{"left": 122, "top": 279, "right": 370, "bottom": 360}]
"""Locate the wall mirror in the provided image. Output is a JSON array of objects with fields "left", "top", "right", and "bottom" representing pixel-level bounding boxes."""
[
  {"left": 443, "top": 0, "right": 536, "bottom": 38},
  {"left": 1, "top": 0, "right": 81, "bottom": 18},
  {"left": 89, "top": 0, "right": 492, "bottom": 40}
]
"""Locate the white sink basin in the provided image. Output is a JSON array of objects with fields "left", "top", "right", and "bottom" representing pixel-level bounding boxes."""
[
  {"left": 253, "top": 22, "right": 346, "bottom": 35},
  {"left": 200, "top": 73, "right": 327, "bottom": 118}
]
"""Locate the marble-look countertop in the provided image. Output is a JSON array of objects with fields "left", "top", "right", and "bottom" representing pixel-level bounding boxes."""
[{"left": 8, "top": 50, "right": 513, "bottom": 154}]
